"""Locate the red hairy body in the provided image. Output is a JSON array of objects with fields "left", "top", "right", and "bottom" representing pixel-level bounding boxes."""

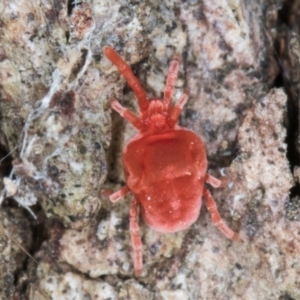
[
  {"left": 124, "top": 130, "right": 206, "bottom": 232},
  {"left": 104, "top": 46, "right": 238, "bottom": 276}
]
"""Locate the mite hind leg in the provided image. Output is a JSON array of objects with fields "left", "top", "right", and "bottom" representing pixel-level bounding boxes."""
[
  {"left": 109, "top": 185, "right": 130, "bottom": 203},
  {"left": 205, "top": 174, "right": 221, "bottom": 188},
  {"left": 130, "top": 196, "right": 143, "bottom": 276},
  {"left": 205, "top": 173, "right": 229, "bottom": 188},
  {"left": 203, "top": 188, "right": 238, "bottom": 240}
]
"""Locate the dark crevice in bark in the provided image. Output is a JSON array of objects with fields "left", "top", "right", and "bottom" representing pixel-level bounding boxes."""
[
  {"left": 276, "top": 0, "right": 300, "bottom": 198},
  {"left": 105, "top": 109, "right": 126, "bottom": 185},
  {"left": 67, "top": 0, "right": 83, "bottom": 16},
  {"left": 0, "top": 143, "right": 13, "bottom": 178}
]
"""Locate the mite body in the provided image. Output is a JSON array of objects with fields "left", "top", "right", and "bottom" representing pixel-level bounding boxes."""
[
  {"left": 124, "top": 130, "right": 206, "bottom": 233},
  {"left": 104, "top": 46, "right": 238, "bottom": 275}
]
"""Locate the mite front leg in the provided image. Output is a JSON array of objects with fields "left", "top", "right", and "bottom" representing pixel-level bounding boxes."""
[
  {"left": 130, "top": 197, "right": 143, "bottom": 276},
  {"left": 103, "top": 46, "right": 149, "bottom": 112},
  {"left": 164, "top": 55, "right": 181, "bottom": 108},
  {"left": 203, "top": 188, "right": 238, "bottom": 240},
  {"left": 167, "top": 90, "right": 189, "bottom": 127},
  {"left": 110, "top": 98, "right": 145, "bottom": 131}
]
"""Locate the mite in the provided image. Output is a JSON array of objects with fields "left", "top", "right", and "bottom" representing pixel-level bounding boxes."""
[{"left": 104, "top": 46, "right": 238, "bottom": 276}]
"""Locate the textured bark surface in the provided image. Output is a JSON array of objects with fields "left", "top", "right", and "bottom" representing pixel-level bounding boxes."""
[
  {"left": 0, "top": 0, "right": 298, "bottom": 299},
  {"left": 0, "top": 208, "right": 32, "bottom": 300}
]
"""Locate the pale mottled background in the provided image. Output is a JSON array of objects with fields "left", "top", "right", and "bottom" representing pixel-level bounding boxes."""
[{"left": 0, "top": 0, "right": 299, "bottom": 299}]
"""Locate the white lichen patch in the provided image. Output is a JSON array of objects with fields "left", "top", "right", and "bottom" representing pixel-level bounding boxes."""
[
  {"left": 29, "top": 267, "right": 117, "bottom": 300},
  {"left": 160, "top": 289, "right": 189, "bottom": 300},
  {"left": 116, "top": 280, "right": 153, "bottom": 299},
  {"left": 59, "top": 225, "right": 129, "bottom": 277},
  {"left": 144, "top": 229, "right": 186, "bottom": 264},
  {"left": 3, "top": 177, "right": 17, "bottom": 197},
  {"left": 69, "top": 161, "right": 84, "bottom": 175},
  {"left": 96, "top": 220, "right": 109, "bottom": 240},
  {"left": 238, "top": 89, "right": 293, "bottom": 211}
]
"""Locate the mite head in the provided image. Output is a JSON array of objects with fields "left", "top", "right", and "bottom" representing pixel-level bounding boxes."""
[
  {"left": 104, "top": 46, "right": 189, "bottom": 134},
  {"left": 144, "top": 99, "right": 169, "bottom": 132}
]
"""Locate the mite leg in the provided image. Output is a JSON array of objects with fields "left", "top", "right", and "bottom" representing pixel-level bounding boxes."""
[
  {"left": 130, "top": 197, "right": 143, "bottom": 276},
  {"left": 167, "top": 90, "right": 189, "bottom": 127},
  {"left": 109, "top": 185, "right": 130, "bottom": 203},
  {"left": 203, "top": 188, "right": 238, "bottom": 240},
  {"left": 110, "top": 98, "right": 144, "bottom": 131},
  {"left": 205, "top": 174, "right": 221, "bottom": 188},
  {"left": 103, "top": 46, "right": 149, "bottom": 112},
  {"left": 205, "top": 173, "right": 229, "bottom": 188},
  {"left": 164, "top": 55, "right": 181, "bottom": 108}
]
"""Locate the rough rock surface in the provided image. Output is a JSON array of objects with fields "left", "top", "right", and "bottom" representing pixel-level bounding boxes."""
[{"left": 0, "top": 0, "right": 298, "bottom": 299}]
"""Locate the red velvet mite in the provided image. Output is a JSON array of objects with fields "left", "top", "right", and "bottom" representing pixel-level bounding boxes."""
[{"left": 104, "top": 46, "right": 238, "bottom": 276}]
